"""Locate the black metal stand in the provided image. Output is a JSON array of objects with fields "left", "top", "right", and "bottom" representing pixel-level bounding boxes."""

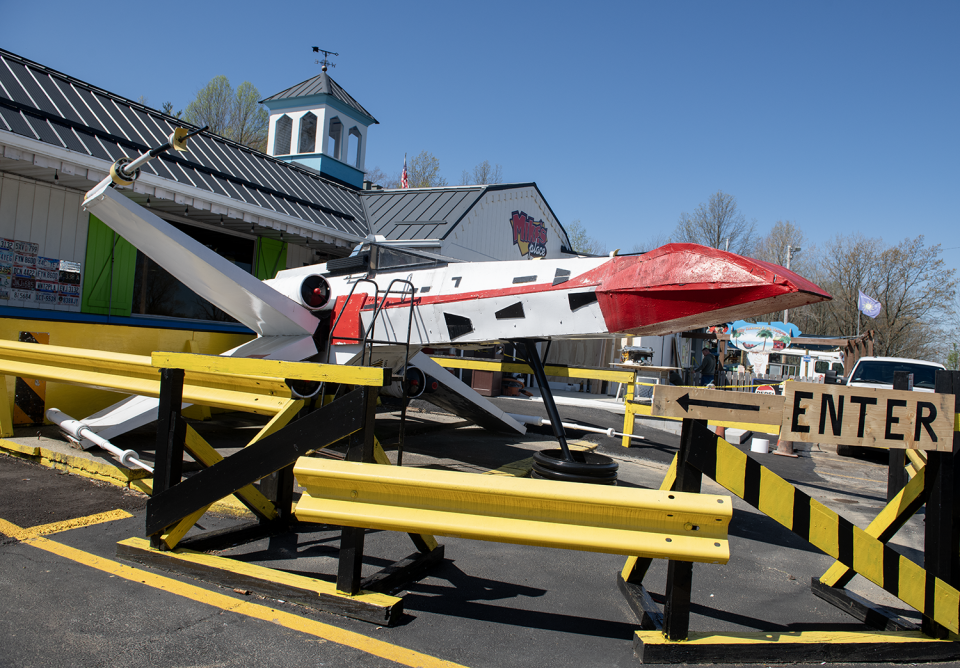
[{"left": 517, "top": 338, "right": 571, "bottom": 460}]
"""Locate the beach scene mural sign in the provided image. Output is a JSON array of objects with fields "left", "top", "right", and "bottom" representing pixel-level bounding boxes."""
[{"left": 728, "top": 321, "right": 800, "bottom": 352}]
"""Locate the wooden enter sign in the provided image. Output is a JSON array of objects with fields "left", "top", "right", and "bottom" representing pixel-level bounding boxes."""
[
  {"left": 781, "top": 383, "right": 955, "bottom": 452},
  {"left": 652, "top": 386, "right": 784, "bottom": 426},
  {"left": 652, "top": 383, "right": 955, "bottom": 452}
]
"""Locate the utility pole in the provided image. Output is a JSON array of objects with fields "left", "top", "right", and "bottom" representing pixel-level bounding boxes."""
[{"left": 783, "top": 245, "right": 801, "bottom": 325}]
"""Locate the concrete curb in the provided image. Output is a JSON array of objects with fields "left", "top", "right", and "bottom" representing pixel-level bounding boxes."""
[{"left": 0, "top": 439, "right": 254, "bottom": 519}]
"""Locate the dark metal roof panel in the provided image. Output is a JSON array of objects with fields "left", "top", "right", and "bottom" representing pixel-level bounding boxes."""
[
  {"left": 0, "top": 107, "right": 35, "bottom": 138},
  {"left": 0, "top": 48, "right": 368, "bottom": 241},
  {"left": 361, "top": 188, "right": 484, "bottom": 241},
  {"left": 4, "top": 60, "right": 58, "bottom": 115},
  {"left": 262, "top": 72, "right": 377, "bottom": 124}
]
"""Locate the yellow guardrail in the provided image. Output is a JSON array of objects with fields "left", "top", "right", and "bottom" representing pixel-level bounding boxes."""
[
  {"left": 294, "top": 458, "right": 731, "bottom": 562},
  {"left": 0, "top": 342, "right": 391, "bottom": 430},
  {"left": 151, "top": 352, "right": 391, "bottom": 387},
  {"left": 430, "top": 355, "right": 638, "bottom": 384}
]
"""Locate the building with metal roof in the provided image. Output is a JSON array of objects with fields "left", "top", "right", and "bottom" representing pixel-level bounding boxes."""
[{"left": 361, "top": 183, "right": 572, "bottom": 261}]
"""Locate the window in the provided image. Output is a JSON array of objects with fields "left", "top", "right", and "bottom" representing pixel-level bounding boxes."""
[
  {"left": 348, "top": 127, "right": 362, "bottom": 167},
  {"left": 131, "top": 220, "right": 254, "bottom": 323},
  {"left": 274, "top": 115, "right": 292, "bottom": 155},
  {"left": 298, "top": 112, "right": 317, "bottom": 154},
  {"left": 327, "top": 117, "right": 342, "bottom": 159}
]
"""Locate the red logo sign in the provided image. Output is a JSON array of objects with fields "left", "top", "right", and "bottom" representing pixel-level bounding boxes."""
[{"left": 510, "top": 211, "right": 547, "bottom": 258}]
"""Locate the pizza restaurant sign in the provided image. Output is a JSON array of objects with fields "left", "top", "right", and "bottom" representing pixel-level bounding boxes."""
[{"left": 510, "top": 211, "right": 547, "bottom": 258}]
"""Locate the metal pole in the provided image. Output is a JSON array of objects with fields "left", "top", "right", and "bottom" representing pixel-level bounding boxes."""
[{"left": 783, "top": 246, "right": 792, "bottom": 325}]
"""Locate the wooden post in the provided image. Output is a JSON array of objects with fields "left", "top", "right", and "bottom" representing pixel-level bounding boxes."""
[
  {"left": 259, "top": 466, "right": 295, "bottom": 523},
  {"left": 152, "top": 368, "right": 185, "bottom": 549},
  {"left": 662, "top": 417, "right": 706, "bottom": 640},
  {"left": 336, "top": 387, "right": 379, "bottom": 595},
  {"left": 922, "top": 370, "right": 960, "bottom": 638},
  {"left": 886, "top": 371, "right": 910, "bottom": 501}
]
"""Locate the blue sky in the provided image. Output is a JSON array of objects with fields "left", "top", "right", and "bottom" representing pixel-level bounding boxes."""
[{"left": 5, "top": 1, "right": 958, "bottom": 275}]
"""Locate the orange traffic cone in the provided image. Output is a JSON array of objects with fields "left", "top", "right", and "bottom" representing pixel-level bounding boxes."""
[{"left": 773, "top": 437, "right": 798, "bottom": 458}]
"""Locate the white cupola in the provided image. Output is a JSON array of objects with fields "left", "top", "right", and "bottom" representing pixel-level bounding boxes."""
[{"left": 261, "top": 67, "right": 377, "bottom": 189}]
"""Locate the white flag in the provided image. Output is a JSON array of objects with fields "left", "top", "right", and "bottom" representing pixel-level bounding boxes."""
[{"left": 858, "top": 290, "right": 881, "bottom": 318}]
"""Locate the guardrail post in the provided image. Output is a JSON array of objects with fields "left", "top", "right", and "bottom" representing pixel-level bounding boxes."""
[
  {"left": 152, "top": 368, "right": 185, "bottom": 549},
  {"left": 662, "top": 417, "right": 707, "bottom": 640},
  {"left": 886, "top": 371, "right": 911, "bottom": 500},
  {"left": 336, "top": 386, "right": 379, "bottom": 596},
  {"left": 923, "top": 370, "right": 960, "bottom": 638}
]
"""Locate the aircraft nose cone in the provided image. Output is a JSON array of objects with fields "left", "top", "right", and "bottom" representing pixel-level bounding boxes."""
[{"left": 593, "top": 244, "right": 830, "bottom": 336}]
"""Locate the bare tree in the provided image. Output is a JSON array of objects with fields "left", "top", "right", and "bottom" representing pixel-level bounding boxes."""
[
  {"left": 791, "top": 234, "right": 956, "bottom": 360},
  {"left": 673, "top": 191, "right": 756, "bottom": 254},
  {"left": 184, "top": 76, "right": 269, "bottom": 152},
  {"left": 364, "top": 166, "right": 399, "bottom": 189},
  {"left": 407, "top": 151, "right": 447, "bottom": 188},
  {"left": 565, "top": 220, "right": 606, "bottom": 255},
  {"left": 459, "top": 160, "right": 504, "bottom": 185},
  {"left": 753, "top": 220, "right": 808, "bottom": 267},
  {"left": 631, "top": 232, "right": 672, "bottom": 253}
]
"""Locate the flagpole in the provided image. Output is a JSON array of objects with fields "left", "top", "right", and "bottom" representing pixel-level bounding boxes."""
[{"left": 856, "top": 286, "right": 860, "bottom": 338}]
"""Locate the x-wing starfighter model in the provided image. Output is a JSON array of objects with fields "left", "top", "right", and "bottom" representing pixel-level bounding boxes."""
[{"left": 71, "top": 129, "right": 831, "bottom": 444}]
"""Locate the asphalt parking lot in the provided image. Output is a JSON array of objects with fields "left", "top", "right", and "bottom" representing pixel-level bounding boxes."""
[{"left": 0, "top": 398, "right": 952, "bottom": 667}]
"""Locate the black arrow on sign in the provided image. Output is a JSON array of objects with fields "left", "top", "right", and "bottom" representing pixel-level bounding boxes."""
[{"left": 676, "top": 393, "right": 762, "bottom": 414}]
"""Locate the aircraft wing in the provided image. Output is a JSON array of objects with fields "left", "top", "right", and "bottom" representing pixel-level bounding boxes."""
[{"left": 82, "top": 183, "right": 319, "bottom": 338}]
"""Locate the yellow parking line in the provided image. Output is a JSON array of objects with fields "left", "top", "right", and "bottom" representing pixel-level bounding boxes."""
[
  {"left": 29, "top": 509, "right": 133, "bottom": 536},
  {"left": 0, "top": 518, "right": 468, "bottom": 668}
]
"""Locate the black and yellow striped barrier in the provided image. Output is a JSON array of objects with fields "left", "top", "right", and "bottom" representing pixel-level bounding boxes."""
[{"left": 685, "top": 425, "right": 960, "bottom": 635}]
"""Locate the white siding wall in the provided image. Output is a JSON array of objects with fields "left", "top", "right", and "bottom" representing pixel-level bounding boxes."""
[
  {"left": 0, "top": 174, "right": 87, "bottom": 312},
  {"left": 285, "top": 242, "right": 315, "bottom": 269},
  {"left": 441, "top": 187, "right": 568, "bottom": 262}
]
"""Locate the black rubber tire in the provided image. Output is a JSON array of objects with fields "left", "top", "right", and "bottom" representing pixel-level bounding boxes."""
[
  {"left": 531, "top": 464, "right": 618, "bottom": 484},
  {"left": 532, "top": 449, "right": 619, "bottom": 485}
]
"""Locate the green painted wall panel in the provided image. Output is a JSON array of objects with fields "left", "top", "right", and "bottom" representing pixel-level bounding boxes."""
[
  {"left": 254, "top": 237, "right": 287, "bottom": 280},
  {"left": 80, "top": 214, "right": 138, "bottom": 316}
]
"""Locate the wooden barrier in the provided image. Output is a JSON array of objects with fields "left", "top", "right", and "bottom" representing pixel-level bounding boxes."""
[{"left": 626, "top": 370, "right": 960, "bottom": 663}]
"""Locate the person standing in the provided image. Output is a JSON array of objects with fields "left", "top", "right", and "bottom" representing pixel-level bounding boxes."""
[{"left": 696, "top": 345, "right": 717, "bottom": 386}]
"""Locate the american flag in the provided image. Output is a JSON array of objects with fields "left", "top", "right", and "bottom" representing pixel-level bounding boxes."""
[{"left": 401, "top": 155, "right": 408, "bottom": 189}]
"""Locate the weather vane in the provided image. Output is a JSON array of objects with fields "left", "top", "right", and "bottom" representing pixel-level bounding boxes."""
[{"left": 312, "top": 47, "right": 338, "bottom": 72}]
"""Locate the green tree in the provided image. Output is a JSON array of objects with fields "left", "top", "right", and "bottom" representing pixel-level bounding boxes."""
[
  {"left": 407, "top": 151, "right": 447, "bottom": 188},
  {"left": 673, "top": 190, "right": 756, "bottom": 255},
  {"left": 184, "top": 76, "right": 268, "bottom": 152},
  {"left": 161, "top": 101, "right": 182, "bottom": 119},
  {"left": 565, "top": 219, "right": 606, "bottom": 255}
]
